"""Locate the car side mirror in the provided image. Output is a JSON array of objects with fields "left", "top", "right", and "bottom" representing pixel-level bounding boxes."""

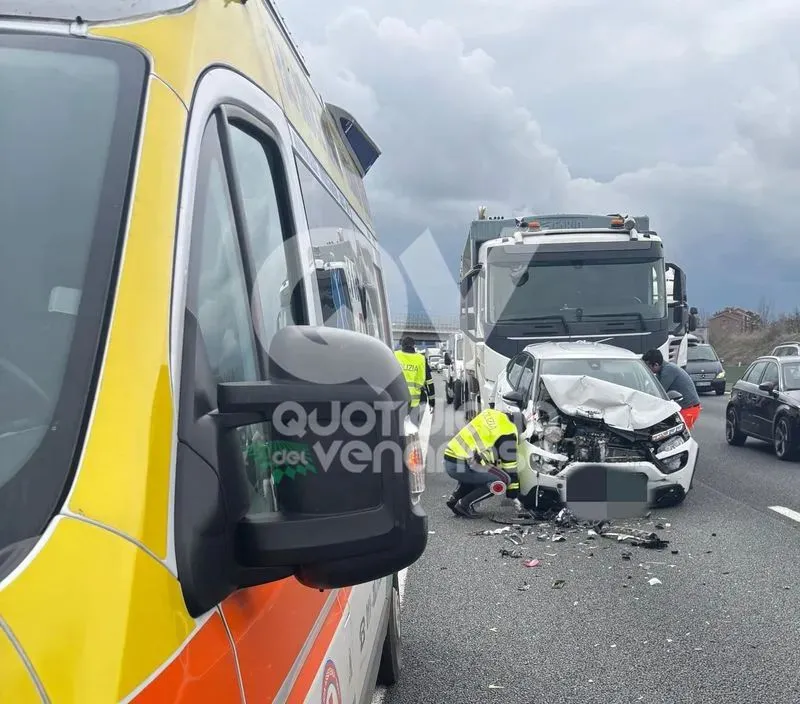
[
  {"left": 758, "top": 381, "right": 777, "bottom": 394},
  {"left": 667, "top": 390, "right": 683, "bottom": 403},
  {"left": 217, "top": 326, "right": 428, "bottom": 592},
  {"left": 502, "top": 389, "right": 525, "bottom": 408}
]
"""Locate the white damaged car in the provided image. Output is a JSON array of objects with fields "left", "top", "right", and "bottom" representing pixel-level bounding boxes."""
[{"left": 493, "top": 341, "right": 698, "bottom": 509}]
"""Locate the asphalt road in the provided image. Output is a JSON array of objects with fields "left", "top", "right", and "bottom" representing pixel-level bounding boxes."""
[{"left": 376, "top": 378, "right": 800, "bottom": 704}]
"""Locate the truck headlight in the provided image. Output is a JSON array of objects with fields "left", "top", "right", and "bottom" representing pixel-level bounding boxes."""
[{"left": 716, "top": 370, "right": 725, "bottom": 379}]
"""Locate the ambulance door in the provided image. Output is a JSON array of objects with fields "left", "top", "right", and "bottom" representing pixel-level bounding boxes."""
[{"left": 175, "top": 67, "right": 355, "bottom": 702}]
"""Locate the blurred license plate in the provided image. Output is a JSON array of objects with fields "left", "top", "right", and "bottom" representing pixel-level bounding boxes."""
[
  {"left": 696, "top": 381, "right": 711, "bottom": 387},
  {"left": 566, "top": 465, "right": 648, "bottom": 520}
]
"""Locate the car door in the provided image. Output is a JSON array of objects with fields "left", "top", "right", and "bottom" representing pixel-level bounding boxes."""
[
  {"left": 752, "top": 361, "right": 780, "bottom": 438},
  {"left": 737, "top": 361, "right": 767, "bottom": 435}
]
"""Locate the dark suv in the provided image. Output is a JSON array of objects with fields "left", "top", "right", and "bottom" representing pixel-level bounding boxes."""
[
  {"left": 685, "top": 341, "right": 726, "bottom": 395},
  {"left": 726, "top": 355, "right": 800, "bottom": 460}
]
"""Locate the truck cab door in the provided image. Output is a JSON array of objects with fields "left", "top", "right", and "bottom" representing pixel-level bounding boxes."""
[{"left": 665, "top": 263, "right": 689, "bottom": 331}]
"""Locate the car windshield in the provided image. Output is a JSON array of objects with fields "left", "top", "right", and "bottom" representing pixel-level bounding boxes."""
[
  {"left": 783, "top": 362, "right": 800, "bottom": 391},
  {"left": 539, "top": 357, "right": 666, "bottom": 398},
  {"left": 687, "top": 344, "right": 718, "bottom": 362},
  {"left": 487, "top": 257, "right": 666, "bottom": 323},
  {"left": 0, "top": 33, "right": 145, "bottom": 559}
]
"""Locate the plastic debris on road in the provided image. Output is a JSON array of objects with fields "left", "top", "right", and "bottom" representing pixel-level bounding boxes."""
[
  {"left": 476, "top": 526, "right": 511, "bottom": 535},
  {"left": 599, "top": 526, "right": 669, "bottom": 550},
  {"left": 523, "top": 559, "right": 540, "bottom": 568},
  {"left": 552, "top": 579, "right": 567, "bottom": 589},
  {"left": 500, "top": 548, "right": 523, "bottom": 559},
  {"left": 648, "top": 577, "right": 662, "bottom": 586}
]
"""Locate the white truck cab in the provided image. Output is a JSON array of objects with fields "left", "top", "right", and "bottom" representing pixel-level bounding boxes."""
[{"left": 459, "top": 212, "right": 697, "bottom": 419}]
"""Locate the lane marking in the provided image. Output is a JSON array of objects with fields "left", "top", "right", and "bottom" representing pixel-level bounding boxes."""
[{"left": 769, "top": 506, "right": 800, "bottom": 524}]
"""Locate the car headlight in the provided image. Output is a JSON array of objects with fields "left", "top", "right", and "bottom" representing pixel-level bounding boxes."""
[
  {"left": 656, "top": 436, "right": 687, "bottom": 473},
  {"left": 716, "top": 370, "right": 725, "bottom": 379}
]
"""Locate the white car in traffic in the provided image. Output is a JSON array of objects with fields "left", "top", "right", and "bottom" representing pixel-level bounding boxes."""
[{"left": 493, "top": 341, "right": 698, "bottom": 510}]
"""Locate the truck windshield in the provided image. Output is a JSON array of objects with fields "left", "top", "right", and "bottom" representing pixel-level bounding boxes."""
[
  {"left": 487, "top": 258, "right": 666, "bottom": 323},
  {"left": 0, "top": 33, "right": 146, "bottom": 561},
  {"left": 687, "top": 345, "right": 718, "bottom": 362},
  {"left": 539, "top": 358, "right": 666, "bottom": 398}
]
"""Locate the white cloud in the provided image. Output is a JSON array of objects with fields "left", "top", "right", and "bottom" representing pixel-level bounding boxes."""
[{"left": 277, "top": 0, "right": 800, "bottom": 316}]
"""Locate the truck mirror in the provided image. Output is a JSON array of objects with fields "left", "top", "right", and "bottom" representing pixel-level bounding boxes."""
[
  {"left": 216, "top": 326, "right": 428, "bottom": 591},
  {"left": 688, "top": 313, "right": 698, "bottom": 332}
]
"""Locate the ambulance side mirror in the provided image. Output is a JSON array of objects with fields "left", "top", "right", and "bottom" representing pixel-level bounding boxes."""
[{"left": 217, "top": 326, "right": 428, "bottom": 592}]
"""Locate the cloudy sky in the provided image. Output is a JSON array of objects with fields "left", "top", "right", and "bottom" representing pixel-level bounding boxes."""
[{"left": 278, "top": 0, "right": 800, "bottom": 321}]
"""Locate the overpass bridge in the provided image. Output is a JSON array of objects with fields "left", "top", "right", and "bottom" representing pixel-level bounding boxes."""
[{"left": 391, "top": 315, "right": 460, "bottom": 347}]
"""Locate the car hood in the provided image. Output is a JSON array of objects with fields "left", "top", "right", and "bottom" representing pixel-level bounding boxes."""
[
  {"left": 781, "top": 389, "right": 800, "bottom": 405},
  {"left": 685, "top": 360, "right": 722, "bottom": 373},
  {"left": 539, "top": 374, "right": 682, "bottom": 431}
]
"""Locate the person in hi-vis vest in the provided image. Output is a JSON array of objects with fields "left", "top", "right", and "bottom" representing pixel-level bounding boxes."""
[
  {"left": 394, "top": 336, "right": 435, "bottom": 425},
  {"left": 443, "top": 407, "right": 521, "bottom": 518}
]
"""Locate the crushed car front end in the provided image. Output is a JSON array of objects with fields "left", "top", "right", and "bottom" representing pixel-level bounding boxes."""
[{"left": 517, "top": 374, "right": 698, "bottom": 509}]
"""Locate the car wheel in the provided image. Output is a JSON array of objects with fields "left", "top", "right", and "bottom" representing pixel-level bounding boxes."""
[
  {"left": 715, "top": 387, "right": 725, "bottom": 396},
  {"left": 377, "top": 581, "right": 402, "bottom": 686},
  {"left": 725, "top": 407, "right": 747, "bottom": 446},
  {"left": 773, "top": 416, "right": 799, "bottom": 461},
  {"left": 453, "top": 379, "right": 463, "bottom": 410}
]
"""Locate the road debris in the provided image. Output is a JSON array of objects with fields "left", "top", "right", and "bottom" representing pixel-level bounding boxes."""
[
  {"left": 552, "top": 579, "right": 567, "bottom": 589},
  {"left": 505, "top": 533, "right": 523, "bottom": 546},
  {"left": 500, "top": 548, "right": 523, "bottom": 559},
  {"left": 476, "top": 526, "right": 512, "bottom": 535},
  {"left": 599, "top": 526, "right": 669, "bottom": 549},
  {"left": 552, "top": 534, "right": 565, "bottom": 542},
  {"left": 523, "top": 559, "right": 540, "bottom": 568},
  {"left": 648, "top": 577, "right": 662, "bottom": 586},
  {"left": 518, "top": 583, "right": 531, "bottom": 591}
]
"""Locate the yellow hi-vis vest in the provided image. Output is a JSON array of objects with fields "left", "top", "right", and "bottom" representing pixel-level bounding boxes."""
[
  {"left": 445, "top": 408, "right": 518, "bottom": 471},
  {"left": 394, "top": 350, "right": 426, "bottom": 407}
]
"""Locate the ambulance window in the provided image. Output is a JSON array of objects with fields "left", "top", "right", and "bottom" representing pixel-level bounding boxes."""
[
  {"left": 192, "top": 127, "right": 259, "bottom": 385},
  {"left": 186, "top": 114, "right": 277, "bottom": 512},
  {"left": 296, "top": 157, "right": 385, "bottom": 339},
  {"left": 225, "top": 121, "right": 305, "bottom": 353}
]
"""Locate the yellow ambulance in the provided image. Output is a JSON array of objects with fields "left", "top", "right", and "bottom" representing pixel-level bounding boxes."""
[{"left": 0, "top": 1, "right": 427, "bottom": 701}]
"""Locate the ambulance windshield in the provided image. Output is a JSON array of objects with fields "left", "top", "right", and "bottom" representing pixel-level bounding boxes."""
[{"left": 0, "top": 33, "right": 146, "bottom": 562}]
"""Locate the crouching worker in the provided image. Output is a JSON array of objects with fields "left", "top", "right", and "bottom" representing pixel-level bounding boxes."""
[{"left": 444, "top": 407, "right": 520, "bottom": 518}]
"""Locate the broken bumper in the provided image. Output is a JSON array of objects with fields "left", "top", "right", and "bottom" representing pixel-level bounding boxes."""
[{"left": 520, "top": 439, "right": 698, "bottom": 508}]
